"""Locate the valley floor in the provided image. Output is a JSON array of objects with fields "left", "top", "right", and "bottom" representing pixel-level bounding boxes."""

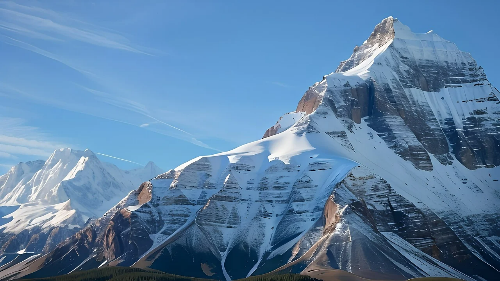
[{"left": 20, "top": 266, "right": 466, "bottom": 281}]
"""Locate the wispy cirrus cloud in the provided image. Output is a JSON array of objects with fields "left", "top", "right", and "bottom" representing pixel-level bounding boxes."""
[
  {"left": 0, "top": 117, "right": 70, "bottom": 162},
  {"left": 0, "top": 2, "right": 149, "bottom": 54},
  {"left": 0, "top": 135, "right": 64, "bottom": 156},
  {"left": 79, "top": 86, "right": 222, "bottom": 151},
  {"left": 0, "top": 20, "right": 61, "bottom": 41},
  {"left": 0, "top": 1, "right": 222, "bottom": 159},
  {"left": 0, "top": 116, "right": 151, "bottom": 170},
  {"left": 1, "top": 82, "right": 221, "bottom": 153},
  {"left": 0, "top": 34, "right": 94, "bottom": 75},
  {"left": 0, "top": 163, "right": 16, "bottom": 170},
  {"left": 0, "top": 143, "right": 54, "bottom": 158},
  {"left": 0, "top": 151, "right": 16, "bottom": 159}
]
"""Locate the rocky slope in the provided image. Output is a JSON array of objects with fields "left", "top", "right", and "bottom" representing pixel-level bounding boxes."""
[
  {"left": 3, "top": 17, "right": 499, "bottom": 281},
  {"left": 0, "top": 148, "right": 162, "bottom": 266}
]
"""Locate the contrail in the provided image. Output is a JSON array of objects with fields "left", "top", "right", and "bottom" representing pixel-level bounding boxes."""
[
  {"left": 145, "top": 114, "right": 194, "bottom": 136},
  {"left": 96, "top": 152, "right": 143, "bottom": 166}
]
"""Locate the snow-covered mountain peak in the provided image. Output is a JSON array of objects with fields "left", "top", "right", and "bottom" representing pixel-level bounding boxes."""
[
  {"left": 3, "top": 18, "right": 500, "bottom": 281},
  {"left": 364, "top": 16, "right": 396, "bottom": 45},
  {"left": 335, "top": 16, "right": 395, "bottom": 73},
  {"left": 268, "top": 17, "right": 498, "bottom": 171},
  {"left": 48, "top": 147, "right": 94, "bottom": 161},
  {"left": 22, "top": 148, "right": 101, "bottom": 205},
  {"left": 144, "top": 161, "right": 160, "bottom": 172},
  {"left": 0, "top": 160, "right": 45, "bottom": 205},
  {"left": 336, "top": 17, "right": 459, "bottom": 75},
  {"left": 391, "top": 17, "right": 446, "bottom": 42},
  {"left": 126, "top": 161, "right": 164, "bottom": 182},
  {"left": 0, "top": 148, "right": 164, "bottom": 234}
]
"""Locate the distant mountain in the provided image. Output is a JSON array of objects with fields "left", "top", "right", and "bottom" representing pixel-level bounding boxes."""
[
  {"left": 0, "top": 160, "right": 45, "bottom": 206},
  {"left": 0, "top": 148, "right": 162, "bottom": 258},
  {"left": 2, "top": 17, "right": 500, "bottom": 281}
]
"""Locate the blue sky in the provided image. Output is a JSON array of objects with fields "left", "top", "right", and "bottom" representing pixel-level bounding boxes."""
[{"left": 1, "top": 0, "right": 499, "bottom": 173}]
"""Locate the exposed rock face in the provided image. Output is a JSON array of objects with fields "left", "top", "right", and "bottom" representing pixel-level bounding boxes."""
[
  {"left": 263, "top": 112, "right": 307, "bottom": 139},
  {"left": 295, "top": 82, "right": 327, "bottom": 115},
  {"left": 271, "top": 16, "right": 499, "bottom": 171},
  {"left": 7, "top": 17, "right": 500, "bottom": 281},
  {"left": 262, "top": 124, "right": 280, "bottom": 139},
  {"left": 336, "top": 16, "right": 396, "bottom": 73},
  {"left": 286, "top": 166, "right": 500, "bottom": 280}
]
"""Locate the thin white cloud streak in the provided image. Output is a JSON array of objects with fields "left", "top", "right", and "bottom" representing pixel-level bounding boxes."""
[
  {"left": 0, "top": 3, "right": 219, "bottom": 153},
  {"left": 83, "top": 114, "right": 222, "bottom": 152},
  {"left": 0, "top": 117, "right": 70, "bottom": 161},
  {"left": 83, "top": 87, "right": 195, "bottom": 136},
  {"left": 0, "top": 135, "right": 65, "bottom": 151},
  {"left": 0, "top": 143, "right": 52, "bottom": 158},
  {"left": 0, "top": 7, "right": 149, "bottom": 55},
  {"left": 1, "top": 1, "right": 67, "bottom": 22},
  {"left": 5, "top": 84, "right": 222, "bottom": 155},
  {"left": 5, "top": 85, "right": 221, "bottom": 152},
  {"left": 145, "top": 126, "right": 223, "bottom": 152},
  {"left": 0, "top": 151, "right": 16, "bottom": 159},
  {"left": 2, "top": 70, "right": 221, "bottom": 153},
  {"left": 144, "top": 114, "right": 194, "bottom": 136},
  {"left": 0, "top": 116, "right": 38, "bottom": 135},
  {"left": 80, "top": 86, "right": 222, "bottom": 151},
  {"left": 0, "top": 20, "right": 61, "bottom": 41},
  {"left": 96, "top": 152, "right": 143, "bottom": 166},
  {"left": 140, "top": 123, "right": 150, "bottom": 127},
  {"left": 0, "top": 34, "right": 94, "bottom": 76},
  {"left": 0, "top": 163, "right": 15, "bottom": 169}
]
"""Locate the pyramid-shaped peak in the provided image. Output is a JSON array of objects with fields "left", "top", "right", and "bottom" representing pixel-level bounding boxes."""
[
  {"left": 364, "top": 16, "right": 396, "bottom": 47},
  {"left": 143, "top": 160, "right": 162, "bottom": 171},
  {"left": 336, "top": 17, "right": 450, "bottom": 73},
  {"left": 144, "top": 161, "right": 163, "bottom": 176}
]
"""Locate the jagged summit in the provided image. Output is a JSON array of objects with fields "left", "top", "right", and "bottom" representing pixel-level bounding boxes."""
[
  {"left": 361, "top": 16, "right": 435, "bottom": 42},
  {"left": 47, "top": 147, "right": 95, "bottom": 163},
  {"left": 362, "top": 16, "right": 396, "bottom": 47},
  {"left": 336, "top": 16, "right": 396, "bottom": 73},
  {"left": 336, "top": 17, "right": 454, "bottom": 74}
]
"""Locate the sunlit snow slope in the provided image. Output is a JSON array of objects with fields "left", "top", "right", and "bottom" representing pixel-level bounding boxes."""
[
  {"left": 0, "top": 148, "right": 162, "bottom": 257},
  {"left": 8, "top": 17, "right": 500, "bottom": 281}
]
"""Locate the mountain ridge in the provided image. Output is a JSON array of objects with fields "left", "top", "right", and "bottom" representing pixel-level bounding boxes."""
[{"left": 1, "top": 17, "right": 499, "bottom": 281}]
